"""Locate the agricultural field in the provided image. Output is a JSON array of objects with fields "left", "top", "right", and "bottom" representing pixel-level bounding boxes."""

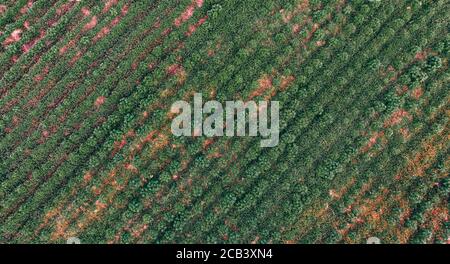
[{"left": 0, "top": 0, "right": 448, "bottom": 244}]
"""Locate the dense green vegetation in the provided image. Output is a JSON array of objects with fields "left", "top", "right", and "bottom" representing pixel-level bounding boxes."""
[{"left": 0, "top": 0, "right": 448, "bottom": 244}]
